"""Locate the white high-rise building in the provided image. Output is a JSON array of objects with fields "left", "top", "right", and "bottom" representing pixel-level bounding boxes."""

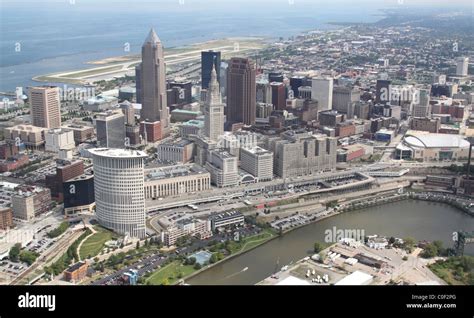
[
  {"left": 311, "top": 77, "right": 333, "bottom": 112},
  {"left": 204, "top": 64, "right": 225, "bottom": 142},
  {"left": 90, "top": 148, "right": 147, "bottom": 238},
  {"left": 240, "top": 146, "right": 273, "bottom": 182},
  {"left": 456, "top": 57, "right": 469, "bottom": 76}
]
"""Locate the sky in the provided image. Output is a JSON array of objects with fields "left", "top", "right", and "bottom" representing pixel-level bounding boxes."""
[{"left": 1, "top": 0, "right": 473, "bottom": 7}]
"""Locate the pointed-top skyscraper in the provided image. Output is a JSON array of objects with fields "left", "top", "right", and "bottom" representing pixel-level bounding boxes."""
[
  {"left": 204, "top": 64, "right": 225, "bottom": 142},
  {"left": 136, "top": 28, "right": 169, "bottom": 141}
]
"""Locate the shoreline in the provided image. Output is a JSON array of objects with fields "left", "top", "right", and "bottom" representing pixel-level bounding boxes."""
[
  {"left": 31, "top": 37, "right": 268, "bottom": 86},
  {"left": 182, "top": 191, "right": 473, "bottom": 284}
]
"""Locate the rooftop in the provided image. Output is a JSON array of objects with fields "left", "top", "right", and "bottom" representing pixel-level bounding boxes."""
[
  {"left": 403, "top": 131, "right": 470, "bottom": 148},
  {"left": 145, "top": 164, "right": 208, "bottom": 181},
  {"left": 89, "top": 148, "right": 147, "bottom": 158}
]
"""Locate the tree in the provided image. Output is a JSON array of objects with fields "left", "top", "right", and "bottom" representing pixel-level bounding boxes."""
[
  {"left": 186, "top": 257, "right": 196, "bottom": 265},
  {"left": 210, "top": 253, "right": 218, "bottom": 264},
  {"left": 421, "top": 244, "right": 438, "bottom": 258},
  {"left": 136, "top": 241, "right": 140, "bottom": 249},
  {"left": 9, "top": 243, "right": 21, "bottom": 262},
  {"left": 194, "top": 262, "right": 202, "bottom": 270},
  {"left": 313, "top": 241, "right": 325, "bottom": 253},
  {"left": 433, "top": 241, "right": 445, "bottom": 256},
  {"left": 403, "top": 237, "right": 416, "bottom": 253},
  {"left": 19, "top": 251, "right": 38, "bottom": 266}
]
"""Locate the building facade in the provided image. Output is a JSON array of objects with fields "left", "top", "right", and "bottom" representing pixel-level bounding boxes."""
[
  {"left": 29, "top": 86, "right": 61, "bottom": 129},
  {"left": 226, "top": 57, "right": 256, "bottom": 126},
  {"left": 136, "top": 28, "right": 169, "bottom": 138},
  {"left": 240, "top": 146, "right": 273, "bottom": 182},
  {"left": 269, "top": 131, "right": 337, "bottom": 178},
  {"left": 145, "top": 164, "right": 211, "bottom": 199},
  {"left": 90, "top": 148, "right": 147, "bottom": 238},
  {"left": 205, "top": 149, "right": 239, "bottom": 187},
  {"left": 311, "top": 77, "right": 333, "bottom": 112},
  {"left": 204, "top": 64, "right": 225, "bottom": 142},
  {"left": 95, "top": 111, "right": 126, "bottom": 148}
]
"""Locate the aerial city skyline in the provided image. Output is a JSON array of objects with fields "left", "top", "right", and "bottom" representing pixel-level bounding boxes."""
[{"left": 0, "top": 2, "right": 473, "bottom": 315}]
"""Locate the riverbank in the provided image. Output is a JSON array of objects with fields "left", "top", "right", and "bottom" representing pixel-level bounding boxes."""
[{"left": 186, "top": 195, "right": 474, "bottom": 285}]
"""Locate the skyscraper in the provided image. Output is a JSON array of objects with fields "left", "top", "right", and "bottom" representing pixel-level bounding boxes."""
[
  {"left": 311, "top": 77, "right": 333, "bottom": 112},
  {"left": 332, "top": 86, "right": 360, "bottom": 119},
  {"left": 29, "top": 86, "right": 61, "bottom": 129},
  {"left": 456, "top": 57, "right": 469, "bottom": 76},
  {"left": 96, "top": 111, "right": 126, "bottom": 148},
  {"left": 204, "top": 64, "right": 225, "bottom": 142},
  {"left": 270, "top": 82, "right": 286, "bottom": 111},
  {"left": 136, "top": 28, "right": 169, "bottom": 138},
  {"left": 90, "top": 148, "right": 147, "bottom": 238},
  {"left": 375, "top": 79, "right": 391, "bottom": 104},
  {"left": 226, "top": 57, "right": 256, "bottom": 126},
  {"left": 201, "top": 50, "right": 221, "bottom": 89}
]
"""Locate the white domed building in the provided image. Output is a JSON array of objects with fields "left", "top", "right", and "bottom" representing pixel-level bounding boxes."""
[{"left": 396, "top": 130, "right": 472, "bottom": 161}]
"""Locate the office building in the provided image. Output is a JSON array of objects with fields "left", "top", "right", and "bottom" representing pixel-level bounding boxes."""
[
  {"left": 205, "top": 149, "right": 239, "bottom": 187},
  {"left": 180, "top": 120, "right": 204, "bottom": 138},
  {"left": 62, "top": 123, "right": 94, "bottom": 144},
  {"left": 268, "top": 72, "right": 283, "bottom": 83},
  {"left": 410, "top": 117, "right": 440, "bottom": 133},
  {"left": 201, "top": 50, "right": 221, "bottom": 89},
  {"left": 120, "top": 101, "right": 136, "bottom": 125},
  {"left": 161, "top": 218, "right": 212, "bottom": 247},
  {"left": 311, "top": 77, "right": 333, "bottom": 112},
  {"left": 298, "top": 86, "right": 312, "bottom": 99},
  {"left": 125, "top": 124, "right": 141, "bottom": 146},
  {"left": 167, "top": 80, "right": 192, "bottom": 107},
  {"left": 319, "top": 110, "right": 344, "bottom": 127},
  {"left": 375, "top": 79, "right": 391, "bottom": 104},
  {"left": 289, "top": 76, "right": 305, "bottom": 98},
  {"left": 332, "top": 86, "right": 360, "bottom": 118},
  {"left": 0, "top": 208, "right": 13, "bottom": 230},
  {"left": 354, "top": 102, "right": 370, "bottom": 120},
  {"left": 136, "top": 28, "right": 169, "bottom": 138},
  {"left": 12, "top": 187, "right": 51, "bottom": 221},
  {"left": 226, "top": 57, "right": 256, "bottom": 126},
  {"left": 29, "top": 86, "right": 61, "bottom": 129},
  {"left": 268, "top": 131, "right": 337, "bottom": 178},
  {"left": 209, "top": 210, "right": 245, "bottom": 231},
  {"left": 45, "top": 159, "right": 85, "bottom": 200},
  {"left": 96, "top": 111, "right": 125, "bottom": 148},
  {"left": 456, "top": 57, "right": 469, "bottom": 76},
  {"left": 63, "top": 174, "right": 95, "bottom": 218},
  {"left": 90, "top": 148, "right": 147, "bottom": 238},
  {"left": 270, "top": 82, "right": 286, "bottom": 111},
  {"left": 4, "top": 124, "right": 46, "bottom": 149},
  {"left": 256, "top": 80, "right": 272, "bottom": 103},
  {"left": 145, "top": 164, "right": 211, "bottom": 200},
  {"left": 45, "top": 128, "right": 75, "bottom": 153},
  {"left": 204, "top": 64, "right": 225, "bottom": 142},
  {"left": 156, "top": 139, "right": 194, "bottom": 164},
  {"left": 240, "top": 146, "right": 273, "bottom": 182}
]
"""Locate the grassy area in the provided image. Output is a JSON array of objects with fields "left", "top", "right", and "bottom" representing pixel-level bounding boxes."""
[
  {"left": 79, "top": 226, "right": 114, "bottom": 260},
  {"left": 428, "top": 256, "right": 474, "bottom": 285},
  {"left": 145, "top": 261, "right": 196, "bottom": 285},
  {"left": 226, "top": 229, "right": 275, "bottom": 254}
]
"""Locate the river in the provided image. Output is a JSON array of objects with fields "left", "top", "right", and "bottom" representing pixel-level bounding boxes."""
[{"left": 186, "top": 200, "right": 474, "bottom": 285}]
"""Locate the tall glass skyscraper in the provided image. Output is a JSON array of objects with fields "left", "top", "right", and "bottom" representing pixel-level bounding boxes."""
[{"left": 201, "top": 50, "right": 221, "bottom": 89}]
